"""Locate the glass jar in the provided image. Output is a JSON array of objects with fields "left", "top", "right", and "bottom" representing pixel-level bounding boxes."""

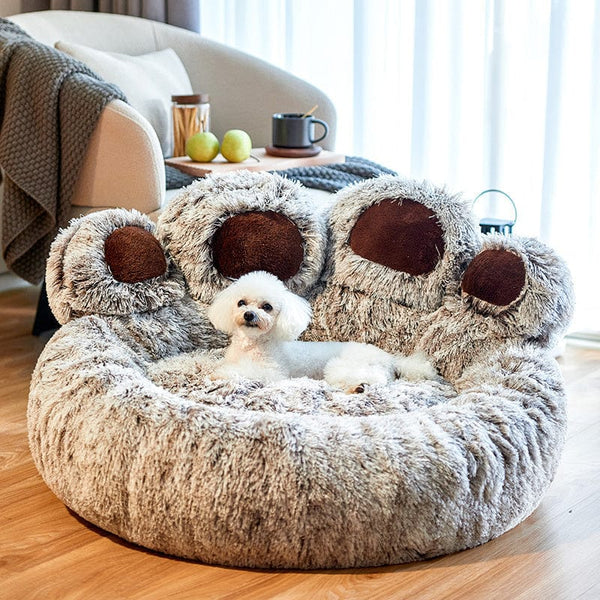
[{"left": 171, "top": 93, "right": 210, "bottom": 157}]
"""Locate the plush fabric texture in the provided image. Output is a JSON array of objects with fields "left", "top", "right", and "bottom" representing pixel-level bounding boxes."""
[
  {"left": 104, "top": 226, "right": 168, "bottom": 283},
  {"left": 30, "top": 171, "right": 574, "bottom": 569},
  {"left": 461, "top": 248, "right": 526, "bottom": 306},
  {"left": 212, "top": 211, "right": 305, "bottom": 281},
  {"left": 306, "top": 176, "right": 481, "bottom": 351},
  {"left": 46, "top": 209, "right": 184, "bottom": 324},
  {"left": 55, "top": 42, "right": 193, "bottom": 157},
  {"left": 414, "top": 234, "right": 574, "bottom": 381},
  {"left": 157, "top": 171, "right": 329, "bottom": 306},
  {"left": 349, "top": 198, "right": 445, "bottom": 276}
]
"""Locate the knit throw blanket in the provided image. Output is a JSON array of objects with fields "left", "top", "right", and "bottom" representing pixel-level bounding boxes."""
[
  {"left": 274, "top": 156, "right": 397, "bottom": 191},
  {"left": 0, "top": 19, "right": 126, "bottom": 284},
  {"left": 166, "top": 156, "right": 397, "bottom": 192}
]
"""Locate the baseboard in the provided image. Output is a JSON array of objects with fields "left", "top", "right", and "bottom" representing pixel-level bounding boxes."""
[
  {"left": 0, "top": 272, "right": 34, "bottom": 293},
  {"left": 565, "top": 333, "right": 600, "bottom": 349}
]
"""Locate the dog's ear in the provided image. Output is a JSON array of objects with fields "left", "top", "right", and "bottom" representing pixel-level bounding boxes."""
[
  {"left": 207, "top": 286, "right": 236, "bottom": 334},
  {"left": 274, "top": 290, "right": 312, "bottom": 340}
]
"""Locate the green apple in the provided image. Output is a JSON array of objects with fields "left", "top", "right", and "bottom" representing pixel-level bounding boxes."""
[
  {"left": 185, "top": 131, "right": 219, "bottom": 162},
  {"left": 221, "top": 129, "right": 252, "bottom": 163}
]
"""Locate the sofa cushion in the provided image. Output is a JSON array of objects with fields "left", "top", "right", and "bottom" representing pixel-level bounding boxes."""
[{"left": 55, "top": 41, "right": 193, "bottom": 157}]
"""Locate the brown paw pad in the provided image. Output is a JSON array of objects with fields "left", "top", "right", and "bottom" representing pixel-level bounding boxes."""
[
  {"left": 104, "top": 226, "right": 167, "bottom": 283},
  {"left": 461, "top": 248, "right": 526, "bottom": 306},
  {"left": 212, "top": 211, "right": 304, "bottom": 281},
  {"left": 349, "top": 199, "right": 444, "bottom": 275}
]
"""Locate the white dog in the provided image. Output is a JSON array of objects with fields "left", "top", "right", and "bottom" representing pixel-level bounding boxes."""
[{"left": 207, "top": 271, "right": 438, "bottom": 393}]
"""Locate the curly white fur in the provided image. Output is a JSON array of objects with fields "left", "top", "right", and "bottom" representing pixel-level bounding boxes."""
[{"left": 207, "top": 271, "right": 438, "bottom": 393}]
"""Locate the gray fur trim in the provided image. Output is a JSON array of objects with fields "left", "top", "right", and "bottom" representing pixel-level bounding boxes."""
[
  {"left": 101, "top": 296, "right": 228, "bottom": 362},
  {"left": 461, "top": 234, "right": 575, "bottom": 346},
  {"left": 157, "top": 171, "right": 329, "bottom": 304},
  {"left": 305, "top": 287, "right": 427, "bottom": 351},
  {"left": 306, "top": 176, "right": 480, "bottom": 349},
  {"left": 326, "top": 175, "right": 480, "bottom": 307},
  {"left": 414, "top": 234, "right": 575, "bottom": 381},
  {"left": 46, "top": 209, "right": 185, "bottom": 324}
]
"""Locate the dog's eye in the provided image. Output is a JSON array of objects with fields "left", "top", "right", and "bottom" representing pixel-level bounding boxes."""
[
  {"left": 262, "top": 303, "right": 273, "bottom": 312},
  {"left": 237, "top": 299, "right": 246, "bottom": 307}
]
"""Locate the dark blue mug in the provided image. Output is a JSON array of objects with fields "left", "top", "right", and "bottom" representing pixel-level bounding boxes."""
[{"left": 272, "top": 113, "right": 329, "bottom": 148}]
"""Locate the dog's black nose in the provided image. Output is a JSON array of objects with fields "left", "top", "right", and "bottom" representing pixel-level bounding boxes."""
[{"left": 243, "top": 311, "right": 256, "bottom": 322}]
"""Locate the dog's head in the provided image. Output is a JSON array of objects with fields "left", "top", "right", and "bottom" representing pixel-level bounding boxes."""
[{"left": 207, "top": 271, "right": 312, "bottom": 341}]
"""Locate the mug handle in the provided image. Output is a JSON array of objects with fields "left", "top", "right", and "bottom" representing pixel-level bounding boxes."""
[{"left": 310, "top": 118, "right": 329, "bottom": 144}]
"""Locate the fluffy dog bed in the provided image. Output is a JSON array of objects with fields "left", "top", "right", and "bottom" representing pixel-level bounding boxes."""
[{"left": 29, "top": 172, "right": 573, "bottom": 569}]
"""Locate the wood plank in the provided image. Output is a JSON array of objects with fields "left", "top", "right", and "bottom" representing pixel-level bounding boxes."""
[
  {"left": 165, "top": 148, "right": 345, "bottom": 177},
  {"left": 1, "top": 283, "right": 599, "bottom": 600}
]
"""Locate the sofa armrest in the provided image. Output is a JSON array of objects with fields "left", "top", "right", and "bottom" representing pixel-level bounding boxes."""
[{"left": 71, "top": 99, "right": 165, "bottom": 214}]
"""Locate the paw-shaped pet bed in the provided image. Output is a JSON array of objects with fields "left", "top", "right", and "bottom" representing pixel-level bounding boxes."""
[{"left": 30, "top": 171, "right": 573, "bottom": 569}]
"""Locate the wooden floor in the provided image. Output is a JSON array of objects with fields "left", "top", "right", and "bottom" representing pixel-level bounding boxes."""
[{"left": 1, "top": 283, "right": 599, "bottom": 600}]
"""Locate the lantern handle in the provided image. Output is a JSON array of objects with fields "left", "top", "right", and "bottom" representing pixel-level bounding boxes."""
[{"left": 472, "top": 188, "right": 517, "bottom": 225}]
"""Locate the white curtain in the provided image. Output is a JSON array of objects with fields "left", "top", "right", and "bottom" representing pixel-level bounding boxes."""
[{"left": 199, "top": 0, "right": 600, "bottom": 336}]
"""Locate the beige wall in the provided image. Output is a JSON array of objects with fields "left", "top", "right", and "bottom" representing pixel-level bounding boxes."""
[{"left": 0, "top": 1, "right": 22, "bottom": 17}]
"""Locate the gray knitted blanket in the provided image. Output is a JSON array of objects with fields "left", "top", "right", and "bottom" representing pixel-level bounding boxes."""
[
  {"left": 0, "top": 19, "right": 126, "bottom": 284},
  {"left": 275, "top": 156, "right": 397, "bottom": 191},
  {"left": 166, "top": 156, "right": 397, "bottom": 192}
]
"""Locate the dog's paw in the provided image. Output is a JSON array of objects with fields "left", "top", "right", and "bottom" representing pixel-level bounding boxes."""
[
  {"left": 324, "top": 369, "right": 371, "bottom": 394},
  {"left": 329, "top": 380, "right": 367, "bottom": 394},
  {"left": 394, "top": 352, "right": 440, "bottom": 382},
  {"left": 324, "top": 346, "right": 396, "bottom": 393},
  {"left": 346, "top": 383, "right": 367, "bottom": 394}
]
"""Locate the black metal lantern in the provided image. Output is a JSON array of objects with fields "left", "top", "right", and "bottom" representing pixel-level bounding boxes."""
[{"left": 472, "top": 189, "right": 517, "bottom": 235}]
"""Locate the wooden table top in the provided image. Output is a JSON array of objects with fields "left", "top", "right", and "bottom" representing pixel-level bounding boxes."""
[{"left": 165, "top": 147, "right": 345, "bottom": 177}]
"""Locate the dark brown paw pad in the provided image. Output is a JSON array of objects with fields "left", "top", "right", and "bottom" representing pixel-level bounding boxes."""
[
  {"left": 105, "top": 226, "right": 167, "bottom": 283},
  {"left": 349, "top": 198, "right": 445, "bottom": 276},
  {"left": 461, "top": 248, "right": 526, "bottom": 306},
  {"left": 212, "top": 211, "right": 304, "bottom": 281}
]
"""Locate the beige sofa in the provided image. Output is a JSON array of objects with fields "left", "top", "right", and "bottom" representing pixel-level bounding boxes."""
[{"left": 0, "top": 10, "right": 336, "bottom": 276}]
